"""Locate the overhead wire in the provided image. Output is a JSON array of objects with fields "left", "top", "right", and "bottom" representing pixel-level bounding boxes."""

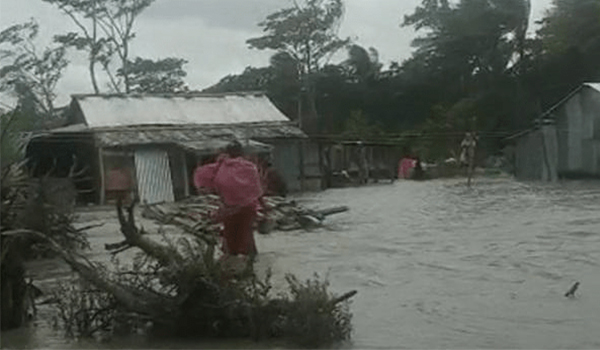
[{"left": 14, "top": 127, "right": 591, "bottom": 146}]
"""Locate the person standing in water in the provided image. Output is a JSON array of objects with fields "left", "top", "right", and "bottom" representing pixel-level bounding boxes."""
[{"left": 194, "top": 140, "right": 264, "bottom": 260}]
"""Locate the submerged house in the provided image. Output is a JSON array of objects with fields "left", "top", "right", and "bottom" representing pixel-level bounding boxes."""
[
  {"left": 511, "top": 83, "right": 600, "bottom": 180},
  {"left": 26, "top": 92, "right": 308, "bottom": 205}
]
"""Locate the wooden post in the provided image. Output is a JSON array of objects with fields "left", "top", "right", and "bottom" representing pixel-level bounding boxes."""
[
  {"left": 297, "top": 85, "right": 306, "bottom": 193},
  {"left": 98, "top": 147, "right": 106, "bottom": 205},
  {"left": 182, "top": 151, "right": 189, "bottom": 198},
  {"left": 466, "top": 132, "right": 477, "bottom": 188},
  {"left": 298, "top": 139, "right": 305, "bottom": 192}
]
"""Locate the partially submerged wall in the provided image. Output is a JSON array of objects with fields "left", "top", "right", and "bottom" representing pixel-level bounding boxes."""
[
  {"left": 555, "top": 86, "right": 600, "bottom": 177},
  {"left": 269, "top": 140, "right": 303, "bottom": 193},
  {"left": 515, "top": 125, "right": 558, "bottom": 181}
]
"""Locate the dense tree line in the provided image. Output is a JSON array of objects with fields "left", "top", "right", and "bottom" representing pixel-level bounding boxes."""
[
  {"left": 207, "top": 0, "right": 600, "bottom": 160},
  {"left": 1, "top": 0, "right": 599, "bottom": 164}
]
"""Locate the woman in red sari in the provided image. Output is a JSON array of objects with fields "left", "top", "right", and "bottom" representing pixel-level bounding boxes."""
[{"left": 194, "top": 141, "right": 264, "bottom": 259}]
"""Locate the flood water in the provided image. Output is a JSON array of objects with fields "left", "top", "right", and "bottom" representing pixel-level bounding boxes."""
[{"left": 2, "top": 177, "right": 600, "bottom": 349}]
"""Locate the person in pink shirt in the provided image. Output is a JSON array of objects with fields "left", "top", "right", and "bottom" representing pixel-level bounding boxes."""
[
  {"left": 194, "top": 140, "right": 264, "bottom": 260},
  {"left": 398, "top": 156, "right": 417, "bottom": 179}
]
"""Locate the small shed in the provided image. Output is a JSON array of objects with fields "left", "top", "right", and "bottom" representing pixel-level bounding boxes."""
[
  {"left": 26, "top": 92, "right": 308, "bottom": 205},
  {"left": 511, "top": 122, "right": 559, "bottom": 181},
  {"left": 511, "top": 83, "right": 600, "bottom": 180}
]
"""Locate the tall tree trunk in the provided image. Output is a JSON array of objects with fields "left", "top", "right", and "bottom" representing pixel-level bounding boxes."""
[
  {"left": 122, "top": 30, "right": 131, "bottom": 93},
  {"left": 0, "top": 235, "right": 27, "bottom": 330},
  {"left": 89, "top": 14, "right": 100, "bottom": 94},
  {"left": 89, "top": 59, "right": 99, "bottom": 94},
  {"left": 305, "top": 84, "right": 319, "bottom": 134},
  {"left": 123, "top": 56, "right": 130, "bottom": 94}
]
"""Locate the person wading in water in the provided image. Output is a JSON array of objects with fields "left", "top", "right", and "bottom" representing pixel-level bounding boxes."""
[{"left": 193, "top": 140, "right": 265, "bottom": 265}]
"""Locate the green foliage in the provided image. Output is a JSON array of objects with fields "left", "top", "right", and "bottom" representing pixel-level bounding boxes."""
[
  {"left": 282, "top": 273, "right": 353, "bottom": 348},
  {"left": 345, "top": 45, "right": 381, "bottom": 83},
  {"left": 0, "top": 19, "right": 68, "bottom": 120},
  {"left": 533, "top": 0, "right": 600, "bottom": 93},
  {"left": 205, "top": 66, "right": 272, "bottom": 93},
  {"left": 43, "top": 0, "right": 115, "bottom": 93},
  {"left": 247, "top": 0, "right": 350, "bottom": 75},
  {"left": 1, "top": 162, "right": 90, "bottom": 259},
  {"left": 51, "top": 280, "right": 118, "bottom": 339},
  {"left": 217, "top": 0, "right": 595, "bottom": 159},
  {"left": 119, "top": 57, "right": 188, "bottom": 93},
  {"left": 342, "top": 110, "right": 382, "bottom": 140},
  {"left": 247, "top": 0, "right": 350, "bottom": 133},
  {"left": 0, "top": 161, "right": 89, "bottom": 331},
  {"left": 415, "top": 101, "right": 476, "bottom": 161},
  {"left": 0, "top": 161, "right": 30, "bottom": 229},
  {"left": 0, "top": 231, "right": 32, "bottom": 330},
  {"left": 537, "top": 0, "right": 600, "bottom": 58},
  {"left": 268, "top": 52, "right": 302, "bottom": 118},
  {"left": 395, "top": 0, "right": 537, "bottom": 158},
  {"left": 43, "top": 0, "right": 163, "bottom": 93},
  {"left": 1, "top": 109, "right": 35, "bottom": 165},
  {"left": 205, "top": 53, "right": 300, "bottom": 121},
  {"left": 403, "top": 0, "right": 531, "bottom": 87},
  {"left": 48, "top": 228, "right": 354, "bottom": 346}
]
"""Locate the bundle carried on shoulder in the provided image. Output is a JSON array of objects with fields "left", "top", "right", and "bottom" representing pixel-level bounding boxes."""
[{"left": 194, "top": 156, "right": 263, "bottom": 208}]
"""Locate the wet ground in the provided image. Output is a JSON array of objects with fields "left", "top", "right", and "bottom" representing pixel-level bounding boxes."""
[{"left": 2, "top": 177, "right": 600, "bottom": 349}]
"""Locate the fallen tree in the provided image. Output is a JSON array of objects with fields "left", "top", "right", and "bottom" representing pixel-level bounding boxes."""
[
  {"left": 44, "top": 199, "right": 356, "bottom": 347},
  {"left": 1, "top": 161, "right": 89, "bottom": 330},
  {"left": 2, "top": 159, "right": 356, "bottom": 345},
  {"left": 140, "top": 194, "right": 350, "bottom": 234}
]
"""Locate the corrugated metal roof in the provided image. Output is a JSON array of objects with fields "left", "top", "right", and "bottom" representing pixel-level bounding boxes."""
[
  {"left": 584, "top": 82, "right": 600, "bottom": 92},
  {"left": 74, "top": 93, "right": 291, "bottom": 128},
  {"left": 93, "top": 122, "right": 306, "bottom": 147}
]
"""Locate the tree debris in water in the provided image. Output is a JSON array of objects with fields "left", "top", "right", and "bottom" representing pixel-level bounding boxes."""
[
  {"left": 1, "top": 161, "right": 89, "bottom": 330},
  {"left": 140, "top": 194, "right": 349, "bottom": 235},
  {"left": 564, "top": 282, "right": 580, "bottom": 298},
  {"left": 2, "top": 160, "right": 355, "bottom": 345},
  {"left": 42, "top": 199, "right": 356, "bottom": 347}
]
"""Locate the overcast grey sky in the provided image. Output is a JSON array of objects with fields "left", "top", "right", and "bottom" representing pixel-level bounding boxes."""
[{"left": 0, "top": 0, "right": 553, "bottom": 106}]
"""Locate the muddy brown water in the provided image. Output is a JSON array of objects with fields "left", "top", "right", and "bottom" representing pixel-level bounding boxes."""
[{"left": 2, "top": 177, "right": 600, "bottom": 349}]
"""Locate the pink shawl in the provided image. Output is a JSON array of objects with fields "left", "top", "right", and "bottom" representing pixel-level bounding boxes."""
[
  {"left": 194, "top": 156, "right": 263, "bottom": 207},
  {"left": 398, "top": 158, "right": 417, "bottom": 179}
]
